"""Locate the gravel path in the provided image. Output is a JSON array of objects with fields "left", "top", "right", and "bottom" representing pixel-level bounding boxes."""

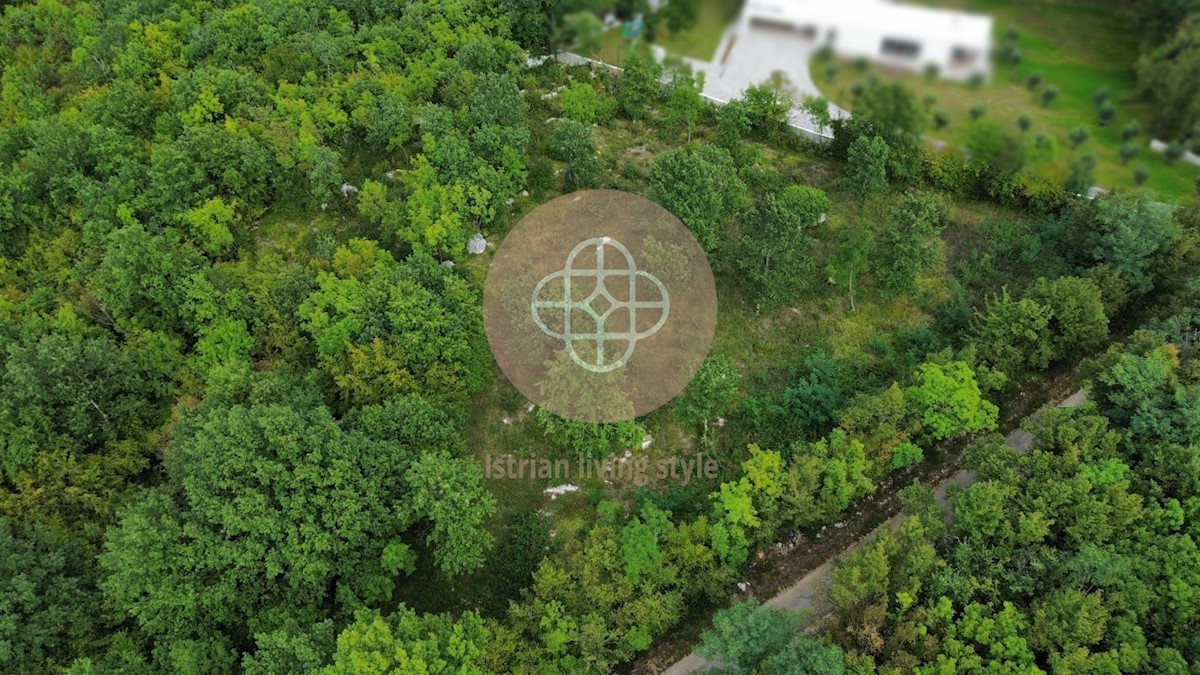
[{"left": 661, "top": 388, "right": 1089, "bottom": 674}]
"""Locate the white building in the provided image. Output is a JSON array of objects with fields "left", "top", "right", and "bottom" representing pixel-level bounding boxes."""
[{"left": 740, "top": 0, "right": 993, "bottom": 81}]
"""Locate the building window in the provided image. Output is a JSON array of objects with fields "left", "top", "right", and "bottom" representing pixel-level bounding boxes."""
[
  {"left": 880, "top": 38, "right": 921, "bottom": 59},
  {"left": 749, "top": 16, "right": 794, "bottom": 31},
  {"left": 951, "top": 46, "right": 978, "bottom": 65}
]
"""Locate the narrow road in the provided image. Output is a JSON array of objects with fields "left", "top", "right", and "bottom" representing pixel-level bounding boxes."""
[{"left": 662, "top": 388, "right": 1089, "bottom": 674}]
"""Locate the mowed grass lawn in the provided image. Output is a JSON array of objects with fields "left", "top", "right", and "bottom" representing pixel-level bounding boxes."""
[
  {"left": 815, "top": 0, "right": 1200, "bottom": 201},
  {"left": 655, "top": 0, "right": 743, "bottom": 61},
  {"left": 585, "top": 0, "right": 742, "bottom": 64}
]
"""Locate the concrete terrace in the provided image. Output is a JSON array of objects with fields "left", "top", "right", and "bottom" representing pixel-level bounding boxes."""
[
  {"left": 679, "top": 23, "right": 850, "bottom": 140},
  {"left": 550, "top": 18, "right": 849, "bottom": 142}
]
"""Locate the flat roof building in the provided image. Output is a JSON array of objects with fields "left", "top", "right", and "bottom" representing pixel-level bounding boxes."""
[{"left": 740, "top": 0, "right": 993, "bottom": 81}]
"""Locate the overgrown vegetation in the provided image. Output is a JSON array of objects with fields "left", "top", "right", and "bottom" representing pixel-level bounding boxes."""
[
  {"left": 800, "top": 321, "right": 1200, "bottom": 674},
  {"left": 1, "top": 0, "right": 1198, "bottom": 672}
]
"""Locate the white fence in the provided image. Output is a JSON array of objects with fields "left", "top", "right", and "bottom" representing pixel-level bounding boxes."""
[{"left": 1148, "top": 139, "right": 1200, "bottom": 168}]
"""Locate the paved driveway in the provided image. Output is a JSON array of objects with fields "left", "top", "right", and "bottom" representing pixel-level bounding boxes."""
[{"left": 685, "top": 25, "right": 849, "bottom": 136}]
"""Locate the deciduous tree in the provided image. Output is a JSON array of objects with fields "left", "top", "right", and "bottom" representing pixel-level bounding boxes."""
[
  {"left": 873, "top": 191, "right": 948, "bottom": 297},
  {"left": 1025, "top": 276, "right": 1109, "bottom": 361},
  {"left": 647, "top": 144, "right": 748, "bottom": 253},
  {"left": 736, "top": 185, "right": 830, "bottom": 306},
  {"left": 904, "top": 360, "right": 998, "bottom": 441},
  {"left": 699, "top": 600, "right": 847, "bottom": 675},
  {"left": 547, "top": 119, "right": 602, "bottom": 191},
  {"left": 842, "top": 134, "right": 889, "bottom": 204},
  {"left": 1137, "top": 14, "right": 1200, "bottom": 139}
]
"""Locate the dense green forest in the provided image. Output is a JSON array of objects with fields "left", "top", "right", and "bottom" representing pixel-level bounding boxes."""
[
  {"left": 1, "top": 0, "right": 1199, "bottom": 672},
  {"left": 700, "top": 326, "right": 1200, "bottom": 674}
]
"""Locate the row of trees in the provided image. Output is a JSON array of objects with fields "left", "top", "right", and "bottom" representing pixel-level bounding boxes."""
[
  {"left": 1134, "top": 0, "right": 1200, "bottom": 142},
  {"left": 808, "top": 323, "right": 1200, "bottom": 672},
  {"left": 483, "top": 349, "right": 1001, "bottom": 671}
]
